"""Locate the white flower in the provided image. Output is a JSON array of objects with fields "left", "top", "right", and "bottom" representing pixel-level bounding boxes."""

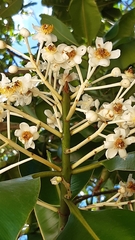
[
  {"left": 44, "top": 109, "right": 61, "bottom": 129},
  {"left": 87, "top": 37, "right": 120, "bottom": 67},
  {"left": 41, "top": 43, "right": 57, "bottom": 62},
  {"left": 14, "top": 122, "right": 39, "bottom": 149},
  {"left": 12, "top": 73, "right": 39, "bottom": 94},
  {"left": 104, "top": 127, "right": 135, "bottom": 159},
  {"left": 77, "top": 94, "right": 95, "bottom": 111},
  {"left": 121, "top": 67, "right": 135, "bottom": 83},
  {"left": 119, "top": 174, "right": 135, "bottom": 197},
  {"left": 32, "top": 24, "right": 57, "bottom": 45},
  {"left": 54, "top": 44, "right": 86, "bottom": 67},
  {"left": 58, "top": 70, "right": 78, "bottom": 86},
  {"left": 50, "top": 176, "right": 62, "bottom": 185},
  {"left": 63, "top": 45, "right": 86, "bottom": 67},
  {"left": 98, "top": 99, "right": 132, "bottom": 121},
  {"left": 25, "top": 61, "right": 47, "bottom": 72}
]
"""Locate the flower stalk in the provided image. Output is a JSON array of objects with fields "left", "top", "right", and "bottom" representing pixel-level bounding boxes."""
[{"left": 59, "top": 82, "right": 71, "bottom": 230}]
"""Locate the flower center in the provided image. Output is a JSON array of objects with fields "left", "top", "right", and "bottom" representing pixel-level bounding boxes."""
[
  {"left": 127, "top": 181, "right": 135, "bottom": 193},
  {"left": 45, "top": 44, "right": 57, "bottom": 53},
  {"left": 95, "top": 48, "right": 110, "bottom": 59},
  {"left": 66, "top": 50, "right": 76, "bottom": 59},
  {"left": 114, "top": 138, "right": 125, "bottom": 149},
  {"left": 41, "top": 24, "right": 53, "bottom": 34},
  {"left": 22, "top": 131, "right": 33, "bottom": 141},
  {"left": 125, "top": 67, "right": 134, "bottom": 78},
  {"left": 113, "top": 103, "right": 123, "bottom": 114}
]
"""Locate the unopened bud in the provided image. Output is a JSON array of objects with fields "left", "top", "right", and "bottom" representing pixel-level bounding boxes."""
[
  {"left": 111, "top": 67, "right": 121, "bottom": 77},
  {"left": 8, "top": 65, "right": 18, "bottom": 73},
  {"left": 20, "top": 28, "right": 30, "bottom": 38},
  {"left": 121, "top": 79, "right": 130, "bottom": 88},
  {"left": 86, "top": 110, "right": 98, "bottom": 122}
]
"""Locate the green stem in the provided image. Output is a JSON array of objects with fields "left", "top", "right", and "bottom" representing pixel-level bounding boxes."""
[{"left": 59, "top": 82, "right": 71, "bottom": 230}]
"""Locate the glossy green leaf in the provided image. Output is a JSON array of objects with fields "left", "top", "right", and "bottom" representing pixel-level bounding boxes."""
[
  {"left": 34, "top": 204, "right": 59, "bottom": 240},
  {"left": 69, "top": 0, "right": 101, "bottom": 45},
  {"left": 108, "top": 39, "right": 135, "bottom": 70},
  {"left": 105, "top": 8, "right": 135, "bottom": 42},
  {"left": 71, "top": 169, "right": 92, "bottom": 198},
  {"left": 64, "top": 199, "right": 99, "bottom": 240},
  {"left": 40, "top": 14, "right": 78, "bottom": 45},
  {"left": 0, "top": 0, "right": 23, "bottom": 18},
  {"left": 57, "top": 209, "right": 135, "bottom": 240},
  {"left": 101, "top": 152, "right": 135, "bottom": 172},
  {"left": 0, "top": 176, "right": 40, "bottom": 240}
]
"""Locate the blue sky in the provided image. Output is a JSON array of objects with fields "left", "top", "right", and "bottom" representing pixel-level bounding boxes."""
[{"left": 12, "top": 0, "right": 52, "bottom": 58}]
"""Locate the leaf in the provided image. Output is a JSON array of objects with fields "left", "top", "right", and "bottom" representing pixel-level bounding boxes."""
[
  {"left": 105, "top": 8, "right": 135, "bottom": 42},
  {"left": 69, "top": 0, "right": 101, "bottom": 45},
  {"left": 34, "top": 204, "right": 59, "bottom": 240},
  {"left": 108, "top": 39, "right": 135, "bottom": 70},
  {"left": 64, "top": 199, "right": 99, "bottom": 240},
  {"left": 57, "top": 209, "right": 135, "bottom": 240},
  {"left": 0, "top": 0, "right": 23, "bottom": 18},
  {"left": 71, "top": 169, "right": 92, "bottom": 198},
  {"left": 0, "top": 176, "right": 40, "bottom": 240},
  {"left": 101, "top": 152, "right": 135, "bottom": 172},
  {"left": 40, "top": 14, "right": 78, "bottom": 45}
]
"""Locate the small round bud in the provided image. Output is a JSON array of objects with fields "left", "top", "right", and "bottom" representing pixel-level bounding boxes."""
[
  {"left": 0, "top": 40, "right": 7, "bottom": 49},
  {"left": 86, "top": 110, "right": 98, "bottom": 122},
  {"left": 50, "top": 176, "right": 62, "bottom": 185},
  {"left": 8, "top": 65, "right": 18, "bottom": 73},
  {"left": 121, "top": 79, "right": 130, "bottom": 88},
  {"left": 19, "top": 28, "right": 30, "bottom": 38},
  {"left": 111, "top": 67, "right": 121, "bottom": 77}
]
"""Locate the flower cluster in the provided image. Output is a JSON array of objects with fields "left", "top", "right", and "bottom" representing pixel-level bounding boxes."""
[
  {"left": 0, "top": 73, "right": 39, "bottom": 106},
  {"left": 0, "top": 23, "right": 135, "bottom": 161}
]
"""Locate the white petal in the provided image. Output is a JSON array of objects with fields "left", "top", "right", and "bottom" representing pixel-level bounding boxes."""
[
  {"left": 104, "top": 41, "right": 112, "bottom": 52},
  {"left": 118, "top": 149, "right": 127, "bottom": 159},
  {"left": 125, "top": 136, "right": 135, "bottom": 145},
  {"left": 99, "top": 59, "right": 110, "bottom": 67},
  {"left": 106, "top": 148, "right": 117, "bottom": 159},
  {"left": 14, "top": 129, "right": 21, "bottom": 137},
  {"left": 96, "top": 37, "right": 103, "bottom": 48},
  {"left": 77, "top": 46, "right": 86, "bottom": 55},
  {"left": 104, "top": 141, "right": 114, "bottom": 149},
  {"left": 20, "top": 122, "right": 30, "bottom": 131},
  {"left": 110, "top": 49, "right": 121, "bottom": 59},
  {"left": 74, "top": 55, "right": 82, "bottom": 64},
  {"left": 44, "top": 109, "right": 53, "bottom": 118}
]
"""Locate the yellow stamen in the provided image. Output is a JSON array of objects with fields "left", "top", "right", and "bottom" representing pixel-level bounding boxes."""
[
  {"left": 113, "top": 103, "right": 123, "bottom": 114},
  {"left": 41, "top": 24, "right": 53, "bottom": 34},
  {"left": 114, "top": 138, "right": 125, "bottom": 149},
  {"left": 95, "top": 48, "right": 110, "bottom": 59},
  {"left": 66, "top": 50, "right": 76, "bottom": 59},
  {"left": 22, "top": 131, "right": 33, "bottom": 141}
]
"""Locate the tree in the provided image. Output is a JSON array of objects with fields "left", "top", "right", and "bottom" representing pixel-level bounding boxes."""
[{"left": 0, "top": 0, "right": 135, "bottom": 239}]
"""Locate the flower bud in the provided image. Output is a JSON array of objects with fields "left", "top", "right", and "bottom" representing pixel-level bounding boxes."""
[
  {"left": 86, "top": 110, "right": 98, "bottom": 122},
  {"left": 111, "top": 67, "right": 121, "bottom": 77},
  {"left": 8, "top": 65, "right": 18, "bottom": 73},
  {"left": 120, "top": 79, "right": 130, "bottom": 88},
  {"left": 0, "top": 40, "right": 7, "bottom": 49},
  {"left": 20, "top": 28, "right": 30, "bottom": 38},
  {"left": 50, "top": 176, "right": 62, "bottom": 185}
]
